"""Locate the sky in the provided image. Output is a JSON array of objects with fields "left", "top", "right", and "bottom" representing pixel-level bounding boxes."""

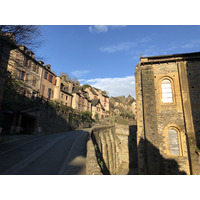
[{"left": 34, "top": 25, "right": 200, "bottom": 98}]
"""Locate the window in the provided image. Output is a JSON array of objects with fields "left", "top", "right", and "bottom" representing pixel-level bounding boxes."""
[
  {"left": 24, "top": 57, "right": 28, "bottom": 67},
  {"left": 168, "top": 128, "right": 180, "bottom": 156},
  {"left": 42, "top": 85, "right": 45, "bottom": 95},
  {"left": 161, "top": 79, "right": 173, "bottom": 103},
  {"left": 60, "top": 83, "right": 64, "bottom": 90},
  {"left": 36, "top": 65, "right": 39, "bottom": 73},
  {"left": 105, "top": 97, "right": 107, "bottom": 102},
  {"left": 49, "top": 75, "right": 53, "bottom": 83},
  {"left": 61, "top": 93, "right": 64, "bottom": 99},
  {"left": 66, "top": 96, "right": 68, "bottom": 101},
  {"left": 33, "top": 63, "right": 36, "bottom": 72},
  {"left": 29, "top": 60, "right": 32, "bottom": 68},
  {"left": 52, "top": 90, "right": 54, "bottom": 98},
  {"left": 48, "top": 88, "right": 52, "bottom": 99},
  {"left": 20, "top": 71, "right": 25, "bottom": 81},
  {"left": 44, "top": 71, "right": 48, "bottom": 79},
  {"left": 32, "top": 77, "right": 37, "bottom": 86}
]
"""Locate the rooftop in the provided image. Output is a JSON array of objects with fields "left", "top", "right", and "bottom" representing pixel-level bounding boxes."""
[{"left": 140, "top": 51, "right": 200, "bottom": 65}]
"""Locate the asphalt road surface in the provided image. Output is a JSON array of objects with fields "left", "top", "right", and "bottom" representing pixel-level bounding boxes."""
[{"left": 0, "top": 129, "right": 89, "bottom": 175}]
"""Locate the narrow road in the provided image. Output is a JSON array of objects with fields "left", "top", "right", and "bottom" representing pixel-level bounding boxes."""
[{"left": 0, "top": 129, "right": 89, "bottom": 175}]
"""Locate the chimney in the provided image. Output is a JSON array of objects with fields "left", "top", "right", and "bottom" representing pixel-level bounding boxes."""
[
  {"left": 19, "top": 45, "right": 28, "bottom": 53},
  {"left": 45, "top": 64, "right": 51, "bottom": 70},
  {"left": 27, "top": 51, "right": 35, "bottom": 58},
  {"left": 38, "top": 61, "right": 44, "bottom": 66}
]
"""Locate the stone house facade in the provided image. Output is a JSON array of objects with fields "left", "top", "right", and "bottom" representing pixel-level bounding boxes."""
[
  {"left": 85, "top": 87, "right": 109, "bottom": 118},
  {"left": 135, "top": 51, "right": 200, "bottom": 175},
  {"left": 72, "top": 85, "right": 92, "bottom": 112},
  {"left": 93, "top": 88, "right": 109, "bottom": 112},
  {"left": 0, "top": 41, "right": 44, "bottom": 134},
  {"left": 9, "top": 45, "right": 43, "bottom": 97},
  {"left": 40, "top": 64, "right": 56, "bottom": 100},
  {"left": 54, "top": 76, "right": 73, "bottom": 107},
  {"left": 91, "top": 99, "right": 106, "bottom": 120}
]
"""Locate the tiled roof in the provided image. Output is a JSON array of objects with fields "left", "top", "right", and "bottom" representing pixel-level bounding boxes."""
[
  {"left": 91, "top": 99, "right": 100, "bottom": 106},
  {"left": 90, "top": 88, "right": 98, "bottom": 95},
  {"left": 91, "top": 99, "right": 105, "bottom": 111}
]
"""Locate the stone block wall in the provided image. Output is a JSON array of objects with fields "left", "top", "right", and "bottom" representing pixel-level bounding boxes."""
[
  {"left": 89, "top": 124, "right": 137, "bottom": 175},
  {"left": 135, "top": 53, "right": 200, "bottom": 175}
]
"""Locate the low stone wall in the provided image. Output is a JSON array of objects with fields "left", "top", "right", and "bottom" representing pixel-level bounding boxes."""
[{"left": 87, "top": 124, "right": 137, "bottom": 175}]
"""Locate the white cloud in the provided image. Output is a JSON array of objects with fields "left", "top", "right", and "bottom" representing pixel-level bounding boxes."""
[
  {"left": 71, "top": 70, "right": 90, "bottom": 78},
  {"left": 89, "top": 25, "right": 127, "bottom": 33},
  {"left": 89, "top": 25, "right": 108, "bottom": 33},
  {"left": 100, "top": 42, "right": 137, "bottom": 53},
  {"left": 80, "top": 76, "right": 135, "bottom": 98}
]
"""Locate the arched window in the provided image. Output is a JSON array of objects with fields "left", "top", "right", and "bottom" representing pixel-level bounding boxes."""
[
  {"left": 161, "top": 79, "right": 173, "bottom": 103},
  {"left": 168, "top": 128, "right": 180, "bottom": 156}
]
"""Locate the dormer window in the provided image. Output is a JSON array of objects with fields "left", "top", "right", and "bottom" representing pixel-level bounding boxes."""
[{"left": 161, "top": 79, "right": 173, "bottom": 103}]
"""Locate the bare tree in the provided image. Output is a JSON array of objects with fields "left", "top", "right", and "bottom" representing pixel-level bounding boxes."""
[
  {"left": 0, "top": 25, "right": 43, "bottom": 50},
  {"left": 0, "top": 25, "right": 43, "bottom": 114},
  {"left": 60, "top": 72, "right": 71, "bottom": 81}
]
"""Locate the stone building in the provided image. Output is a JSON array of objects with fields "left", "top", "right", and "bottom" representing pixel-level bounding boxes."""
[
  {"left": 93, "top": 87, "right": 109, "bottom": 112},
  {"left": 85, "top": 86, "right": 109, "bottom": 118},
  {"left": 72, "top": 85, "right": 92, "bottom": 112},
  {"left": 91, "top": 99, "right": 106, "bottom": 120},
  {"left": 40, "top": 64, "right": 56, "bottom": 100},
  {"left": 135, "top": 51, "right": 200, "bottom": 175},
  {"left": 0, "top": 40, "right": 44, "bottom": 134},
  {"left": 54, "top": 76, "right": 73, "bottom": 107},
  {"left": 9, "top": 45, "right": 43, "bottom": 97}
]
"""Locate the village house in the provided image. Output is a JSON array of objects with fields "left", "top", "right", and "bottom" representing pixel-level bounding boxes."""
[
  {"left": 0, "top": 39, "right": 44, "bottom": 134},
  {"left": 5, "top": 44, "right": 43, "bottom": 98},
  {"left": 40, "top": 64, "right": 56, "bottom": 100},
  {"left": 84, "top": 86, "right": 109, "bottom": 119},
  {"left": 72, "top": 85, "right": 92, "bottom": 112},
  {"left": 54, "top": 76, "right": 73, "bottom": 107},
  {"left": 91, "top": 99, "right": 106, "bottom": 120},
  {"left": 135, "top": 51, "right": 200, "bottom": 175},
  {"left": 93, "top": 87, "right": 109, "bottom": 111}
]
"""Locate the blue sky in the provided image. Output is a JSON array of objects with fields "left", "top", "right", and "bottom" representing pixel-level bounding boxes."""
[{"left": 34, "top": 25, "right": 200, "bottom": 98}]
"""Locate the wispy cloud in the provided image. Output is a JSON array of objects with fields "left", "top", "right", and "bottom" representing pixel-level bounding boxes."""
[
  {"left": 181, "top": 39, "right": 200, "bottom": 49},
  {"left": 71, "top": 70, "right": 90, "bottom": 78},
  {"left": 89, "top": 25, "right": 127, "bottom": 33},
  {"left": 100, "top": 42, "right": 137, "bottom": 53},
  {"left": 80, "top": 76, "right": 135, "bottom": 98}
]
